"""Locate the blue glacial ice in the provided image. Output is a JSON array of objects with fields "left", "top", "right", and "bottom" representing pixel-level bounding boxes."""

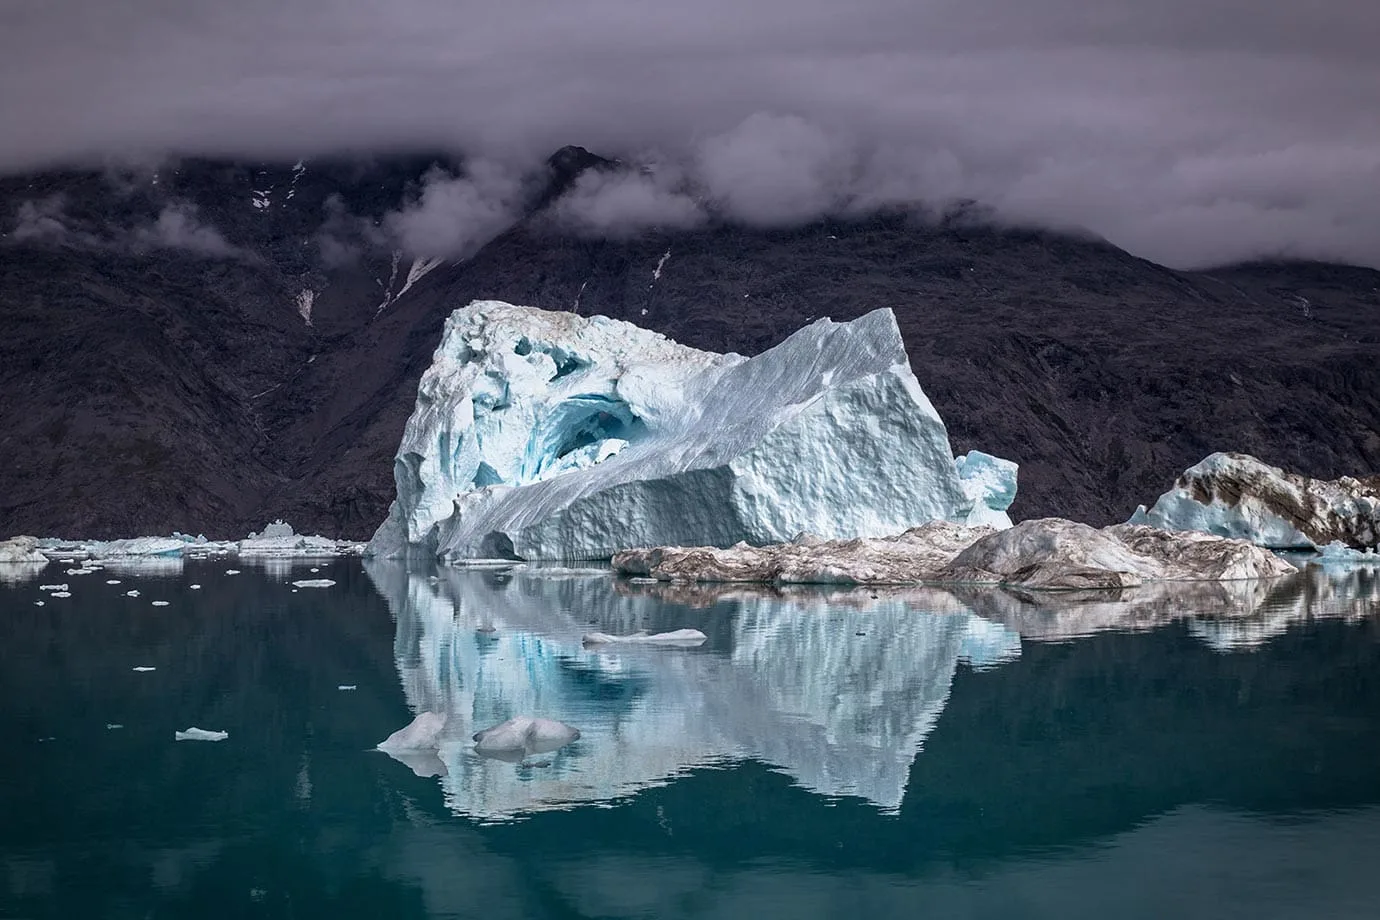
[
  {"left": 1129, "top": 452, "right": 1380, "bottom": 549},
  {"left": 368, "top": 302, "right": 1018, "bottom": 561}
]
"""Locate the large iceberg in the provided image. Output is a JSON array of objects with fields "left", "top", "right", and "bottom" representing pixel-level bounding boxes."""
[
  {"left": 1130, "top": 452, "right": 1380, "bottom": 549},
  {"left": 368, "top": 302, "right": 1017, "bottom": 561}
]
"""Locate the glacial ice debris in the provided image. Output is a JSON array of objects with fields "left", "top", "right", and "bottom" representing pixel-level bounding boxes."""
[
  {"left": 472, "top": 717, "right": 581, "bottom": 761},
  {"left": 291, "top": 579, "right": 336, "bottom": 588},
  {"left": 954, "top": 452, "right": 1019, "bottom": 528},
  {"left": 367, "top": 301, "right": 1016, "bottom": 562},
  {"left": 581, "top": 628, "right": 708, "bottom": 647},
  {"left": 940, "top": 520, "right": 1295, "bottom": 588},
  {"left": 1130, "top": 452, "right": 1380, "bottom": 549},
  {"left": 175, "top": 727, "right": 228, "bottom": 741},
  {"left": 1312, "top": 540, "right": 1380, "bottom": 570},
  {"left": 239, "top": 521, "right": 356, "bottom": 558},
  {"left": 0, "top": 536, "right": 48, "bottom": 564},
  {"left": 614, "top": 518, "right": 1294, "bottom": 588},
  {"left": 377, "top": 712, "right": 447, "bottom": 752},
  {"left": 614, "top": 521, "right": 993, "bottom": 585}
]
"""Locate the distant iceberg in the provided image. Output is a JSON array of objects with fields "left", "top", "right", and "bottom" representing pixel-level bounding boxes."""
[
  {"left": 0, "top": 536, "right": 48, "bottom": 564},
  {"left": 1130, "top": 452, "right": 1380, "bottom": 549},
  {"left": 368, "top": 302, "right": 1017, "bottom": 561}
]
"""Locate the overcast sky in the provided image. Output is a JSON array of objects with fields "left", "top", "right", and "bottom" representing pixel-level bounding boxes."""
[{"left": 2, "top": 0, "right": 1378, "bottom": 268}]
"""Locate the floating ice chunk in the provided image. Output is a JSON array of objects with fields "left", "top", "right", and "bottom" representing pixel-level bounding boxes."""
[
  {"left": 106, "top": 723, "right": 123, "bottom": 730},
  {"left": 472, "top": 716, "right": 580, "bottom": 761},
  {"left": 106, "top": 579, "right": 121, "bottom": 584},
  {"left": 50, "top": 591, "right": 71, "bottom": 598},
  {"left": 225, "top": 570, "right": 240, "bottom": 575},
  {"left": 377, "top": 711, "right": 447, "bottom": 752},
  {"left": 132, "top": 666, "right": 156, "bottom": 672},
  {"left": 1132, "top": 452, "right": 1380, "bottom": 549},
  {"left": 368, "top": 303, "right": 1015, "bottom": 561},
  {"left": 89, "top": 537, "right": 187, "bottom": 557},
  {"left": 151, "top": 601, "right": 170, "bottom": 607},
  {"left": 291, "top": 579, "right": 336, "bottom": 588},
  {"left": 175, "top": 727, "right": 228, "bottom": 742},
  {"left": 0, "top": 536, "right": 48, "bottom": 563},
  {"left": 189, "top": 584, "right": 201, "bottom": 590},
  {"left": 66, "top": 567, "right": 96, "bottom": 576},
  {"left": 239, "top": 520, "right": 350, "bottom": 558},
  {"left": 338, "top": 685, "right": 357, "bottom": 691},
  {"left": 34, "top": 600, "right": 44, "bottom": 606},
  {"left": 125, "top": 590, "right": 141, "bottom": 597},
  {"left": 40, "top": 583, "right": 68, "bottom": 592},
  {"left": 582, "top": 628, "right": 708, "bottom": 647},
  {"left": 1315, "top": 541, "right": 1380, "bottom": 566},
  {"left": 954, "top": 451, "right": 1019, "bottom": 529}
]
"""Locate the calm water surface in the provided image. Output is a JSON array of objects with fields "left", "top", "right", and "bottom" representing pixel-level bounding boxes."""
[{"left": 2, "top": 555, "right": 1379, "bottom": 918}]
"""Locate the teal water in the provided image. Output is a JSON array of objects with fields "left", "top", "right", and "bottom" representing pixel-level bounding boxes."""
[{"left": 2, "top": 557, "right": 1379, "bottom": 919}]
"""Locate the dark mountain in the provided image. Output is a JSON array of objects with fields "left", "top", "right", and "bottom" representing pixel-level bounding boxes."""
[{"left": 2, "top": 150, "right": 1378, "bottom": 540}]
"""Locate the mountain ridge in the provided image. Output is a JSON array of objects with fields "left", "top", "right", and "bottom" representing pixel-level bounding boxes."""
[{"left": 2, "top": 152, "right": 1378, "bottom": 539}]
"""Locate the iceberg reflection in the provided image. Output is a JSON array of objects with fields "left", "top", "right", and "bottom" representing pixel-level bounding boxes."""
[
  {"left": 365, "top": 560, "right": 1376, "bottom": 822},
  {"left": 365, "top": 560, "right": 1019, "bottom": 820}
]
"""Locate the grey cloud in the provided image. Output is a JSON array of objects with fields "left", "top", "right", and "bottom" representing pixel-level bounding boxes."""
[
  {"left": 384, "top": 161, "right": 529, "bottom": 259},
  {"left": 1, "top": 1, "right": 1378, "bottom": 268},
  {"left": 547, "top": 166, "right": 706, "bottom": 236},
  {"left": 130, "top": 202, "right": 241, "bottom": 258},
  {"left": 11, "top": 196, "right": 71, "bottom": 243}
]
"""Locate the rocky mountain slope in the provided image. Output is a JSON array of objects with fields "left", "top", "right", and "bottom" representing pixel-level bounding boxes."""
[{"left": 2, "top": 150, "right": 1378, "bottom": 539}]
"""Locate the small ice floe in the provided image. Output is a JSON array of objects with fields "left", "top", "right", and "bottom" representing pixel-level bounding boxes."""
[
  {"left": 189, "top": 584, "right": 202, "bottom": 590},
  {"left": 378, "top": 712, "right": 446, "bottom": 751},
  {"left": 337, "top": 685, "right": 357, "bottom": 691},
  {"left": 66, "top": 567, "right": 96, "bottom": 576},
  {"left": 106, "top": 723, "right": 123, "bottom": 730},
  {"left": 291, "top": 579, "right": 335, "bottom": 588},
  {"left": 472, "top": 717, "right": 580, "bottom": 762},
  {"left": 151, "top": 601, "right": 169, "bottom": 607},
  {"left": 224, "top": 569, "right": 240, "bottom": 575},
  {"left": 582, "top": 628, "right": 708, "bottom": 648},
  {"left": 50, "top": 591, "right": 71, "bottom": 598},
  {"left": 309, "top": 567, "right": 319, "bottom": 573},
  {"left": 175, "top": 727, "right": 228, "bottom": 742},
  {"left": 39, "top": 584, "right": 68, "bottom": 592},
  {"left": 132, "top": 666, "right": 156, "bottom": 672},
  {"left": 376, "top": 712, "right": 449, "bottom": 778},
  {"left": 105, "top": 579, "right": 121, "bottom": 585},
  {"left": 125, "top": 590, "right": 141, "bottom": 597}
]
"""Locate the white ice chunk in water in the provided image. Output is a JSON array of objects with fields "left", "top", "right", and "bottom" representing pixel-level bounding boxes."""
[
  {"left": 132, "top": 666, "right": 156, "bottom": 672},
  {"left": 472, "top": 716, "right": 581, "bottom": 761},
  {"left": 189, "top": 584, "right": 202, "bottom": 590},
  {"left": 582, "top": 628, "right": 708, "bottom": 647},
  {"left": 175, "top": 727, "right": 228, "bottom": 741},
  {"left": 125, "top": 589, "right": 140, "bottom": 597},
  {"left": 225, "top": 570, "right": 240, "bottom": 575},
  {"left": 106, "top": 579, "right": 121, "bottom": 584},
  {"left": 377, "top": 711, "right": 447, "bottom": 752},
  {"left": 40, "top": 584, "right": 68, "bottom": 592},
  {"left": 291, "top": 579, "right": 336, "bottom": 588},
  {"left": 50, "top": 591, "right": 71, "bottom": 598},
  {"left": 151, "top": 601, "right": 169, "bottom": 607}
]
